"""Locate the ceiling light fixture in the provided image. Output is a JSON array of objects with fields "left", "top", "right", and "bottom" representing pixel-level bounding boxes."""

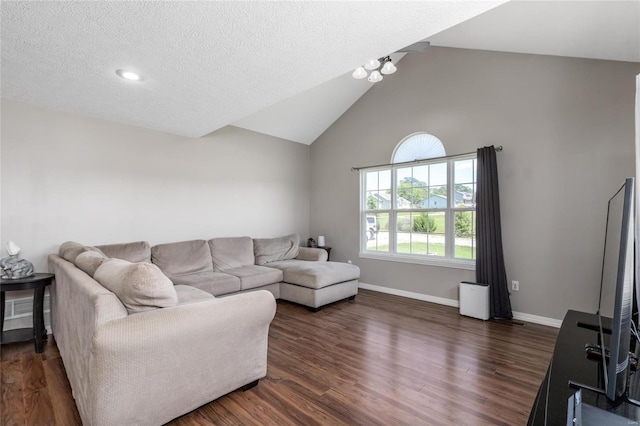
[
  {"left": 352, "top": 56, "right": 396, "bottom": 83},
  {"left": 116, "top": 69, "right": 142, "bottom": 81}
]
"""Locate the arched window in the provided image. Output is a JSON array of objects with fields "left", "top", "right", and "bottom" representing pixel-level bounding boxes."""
[{"left": 391, "top": 133, "right": 445, "bottom": 163}]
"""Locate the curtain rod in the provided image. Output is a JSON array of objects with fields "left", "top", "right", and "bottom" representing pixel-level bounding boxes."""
[{"left": 350, "top": 145, "right": 503, "bottom": 172}]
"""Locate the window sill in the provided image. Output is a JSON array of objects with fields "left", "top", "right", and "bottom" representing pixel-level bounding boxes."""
[{"left": 358, "top": 251, "right": 476, "bottom": 271}]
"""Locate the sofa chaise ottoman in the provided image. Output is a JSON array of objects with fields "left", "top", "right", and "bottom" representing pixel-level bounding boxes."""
[{"left": 265, "top": 259, "right": 359, "bottom": 311}]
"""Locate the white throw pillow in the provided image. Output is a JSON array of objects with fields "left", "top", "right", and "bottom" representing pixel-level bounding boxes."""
[
  {"left": 94, "top": 258, "right": 178, "bottom": 314},
  {"left": 59, "top": 241, "right": 104, "bottom": 263},
  {"left": 75, "top": 250, "right": 108, "bottom": 277}
]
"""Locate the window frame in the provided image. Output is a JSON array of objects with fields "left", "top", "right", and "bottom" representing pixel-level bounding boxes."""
[{"left": 359, "top": 153, "right": 477, "bottom": 271}]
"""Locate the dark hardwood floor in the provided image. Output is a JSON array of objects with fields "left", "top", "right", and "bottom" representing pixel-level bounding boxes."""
[{"left": 1, "top": 289, "right": 558, "bottom": 425}]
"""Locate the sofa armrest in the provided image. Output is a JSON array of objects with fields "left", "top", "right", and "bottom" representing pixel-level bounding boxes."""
[
  {"left": 88, "top": 290, "right": 276, "bottom": 426},
  {"left": 296, "top": 247, "right": 328, "bottom": 262}
]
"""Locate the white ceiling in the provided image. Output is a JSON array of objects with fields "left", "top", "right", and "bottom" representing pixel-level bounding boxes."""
[
  {"left": 234, "top": 0, "right": 640, "bottom": 145},
  {"left": 429, "top": 0, "right": 640, "bottom": 63},
  {"left": 2, "top": 1, "right": 638, "bottom": 146},
  {"left": 233, "top": 53, "right": 406, "bottom": 145},
  {"left": 0, "top": 1, "right": 504, "bottom": 139}
]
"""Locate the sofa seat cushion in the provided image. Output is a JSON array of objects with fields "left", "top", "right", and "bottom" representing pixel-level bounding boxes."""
[
  {"left": 94, "top": 258, "right": 178, "bottom": 314},
  {"left": 224, "top": 265, "right": 283, "bottom": 290},
  {"left": 209, "top": 237, "right": 254, "bottom": 271},
  {"left": 170, "top": 271, "right": 241, "bottom": 296},
  {"left": 151, "top": 240, "right": 213, "bottom": 277},
  {"left": 174, "top": 285, "right": 215, "bottom": 305},
  {"left": 266, "top": 260, "right": 360, "bottom": 290},
  {"left": 95, "top": 241, "right": 151, "bottom": 263}
]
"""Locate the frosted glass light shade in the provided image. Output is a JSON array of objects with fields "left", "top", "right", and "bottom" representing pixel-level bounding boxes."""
[
  {"left": 352, "top": 67, "right": 367, "bottom": 79},
  {"left": 380, "top": 61, "right": 397, "bottom": 75},
  {"left": 364, "top": 59, "right": 380, "bottom": 70},
  {"left": 368, "top": 70, "right": 383, "bottom": 83},
  {"left": 116, "top": 69, "right": 141, "bottom": 81}
]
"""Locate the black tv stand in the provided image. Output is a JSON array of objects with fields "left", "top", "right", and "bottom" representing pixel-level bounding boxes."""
[
  {"left": 568, "top": 379, "right": 607, "bottom": 397},
  {"left": 528, "top": 311, "right": 640, "bottom": 425},
  {"left": 577, "top": 320, "right": 612, "bottom": 335},
  {"left": 584, "top": 343, "right": 610, "bottom": 362}
]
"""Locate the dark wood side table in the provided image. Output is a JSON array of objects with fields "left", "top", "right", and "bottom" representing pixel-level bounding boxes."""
[
  {"left": 1, "top": 273, "right": 54, "bottom": 353},
  {"left": 318, "top": 246, "right": 332, "bottom": 261}
]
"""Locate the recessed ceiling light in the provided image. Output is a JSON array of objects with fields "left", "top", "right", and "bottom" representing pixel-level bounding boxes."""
[{"left": 116, "top": 69, "right": 141, "bottom": 81}]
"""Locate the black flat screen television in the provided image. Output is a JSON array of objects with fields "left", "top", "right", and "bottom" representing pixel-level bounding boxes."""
[{"left": 597, "top": 177, "right": 635, "bottom": 401}]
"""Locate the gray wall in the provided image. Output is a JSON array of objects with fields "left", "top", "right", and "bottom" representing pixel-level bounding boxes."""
[
  {"left": 310, "top": 47, "right": 640, "bottom": 321},
  {"left": 1, "top": 100, "right": 311, "bottom": 274}
]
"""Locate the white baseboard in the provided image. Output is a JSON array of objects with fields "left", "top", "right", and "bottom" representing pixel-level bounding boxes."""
[
  {"left": 358, "top": 282, "right": 562, "bottom": 328},
  {"left": 511, "top": 312, "right": 562, "bottom": 328},
  {"left": 359, "top": 282, "right": 460, "bottom": 308}
]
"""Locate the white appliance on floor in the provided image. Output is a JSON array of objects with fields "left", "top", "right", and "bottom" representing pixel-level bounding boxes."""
[{"left": 459, "top": 281, "right": 490, "bottom": 320}]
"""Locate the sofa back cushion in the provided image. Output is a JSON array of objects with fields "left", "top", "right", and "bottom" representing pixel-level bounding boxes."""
[
  {"left": 96, "top": 241, "right": 151, "bottom": 263},
  {"left": 59, "top": 241, "right": 105, "bottom": 263},
  {"left": 151, "top": 239, "right": 213, "bottom": 277},
  {"left": 208, "top": 237, "right": 254, "bottom": 271},
  {"left": 253, "top": 234, "right": 300, "bottom": 265},
  {"left": 94, "top": 258, "right": 178, "bottom": 314},
  {"left": 75, "top": 250, "right": 108, "bottom": 277}
]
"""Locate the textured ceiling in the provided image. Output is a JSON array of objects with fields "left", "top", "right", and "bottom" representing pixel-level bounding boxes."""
[
  {"left": 1, "top": 1, "right": 505, "bottom": 139},
  {"left": 6, "top": 2, "right": 633, "bottom": 145}
]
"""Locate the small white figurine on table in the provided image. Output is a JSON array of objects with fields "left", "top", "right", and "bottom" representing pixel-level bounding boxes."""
[{"left": 0, "top": 241, "right": 35, "bottom": 279}]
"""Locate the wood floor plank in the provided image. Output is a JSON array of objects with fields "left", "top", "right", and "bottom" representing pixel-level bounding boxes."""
[
  {"left": 42, "top": 357, "right": 81, "bottom": 426},
  {"left": 24, "top": 387, "right": 54, "bottom": 426},
  {"left": 1, "top": 341, "right": 33, "bottom": 363},
  {"left": 1, "top": 358, "right": 26, "bottom": 426},
  {"left": 1, "top": 289, "right": 558, "bottom": 425},
  {"left": 238, "top": 380, "right": 317, "bottom": 426},
  {"left": 21, "top": 353, "right": 46, "bottom": 394},
  {"left": 39, "top": 336, "right": 61, "bottom": 362},
  {"left": 170, "top": 409, "right": 216, "bottom": 426},
  {"left": 229, "top": 378, "right": 344, "bottom": 426}
]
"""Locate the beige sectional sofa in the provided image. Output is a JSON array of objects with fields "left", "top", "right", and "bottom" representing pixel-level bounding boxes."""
[
  {"left": 48, "top": 234, "right": 359, "bottom": 426},
  {"left": 147, "top": 234, "right": 360, "bottom": 310}
]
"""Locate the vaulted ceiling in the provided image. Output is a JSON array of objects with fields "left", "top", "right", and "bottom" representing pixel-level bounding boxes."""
[
  {"left": 1, "top": 1, "right": 505, "bottom": 139},
  {"left": 2, "top": 1, "right": 638, "bottom": 145}
]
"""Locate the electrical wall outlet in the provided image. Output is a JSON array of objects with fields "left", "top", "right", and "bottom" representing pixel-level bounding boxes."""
[{"left": 511, "top": 280, "right": 519, "bottom": 291}]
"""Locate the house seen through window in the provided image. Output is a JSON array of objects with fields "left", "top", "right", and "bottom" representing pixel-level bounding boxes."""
[{"left": 361, "top": 133, "right": 477, "bottom": 268}]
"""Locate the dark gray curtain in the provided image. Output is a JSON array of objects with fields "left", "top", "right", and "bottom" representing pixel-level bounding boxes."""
[{"left": 476, "top": 146, "right": 513, "bottom": 319}]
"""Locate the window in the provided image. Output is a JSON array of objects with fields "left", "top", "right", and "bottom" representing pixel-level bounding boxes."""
[
  {"left": 361, "top": 134, "right": 476, "bottom": 269},
  {"left": 391, "top": 133, "right": 445, "bottom": 163}
]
